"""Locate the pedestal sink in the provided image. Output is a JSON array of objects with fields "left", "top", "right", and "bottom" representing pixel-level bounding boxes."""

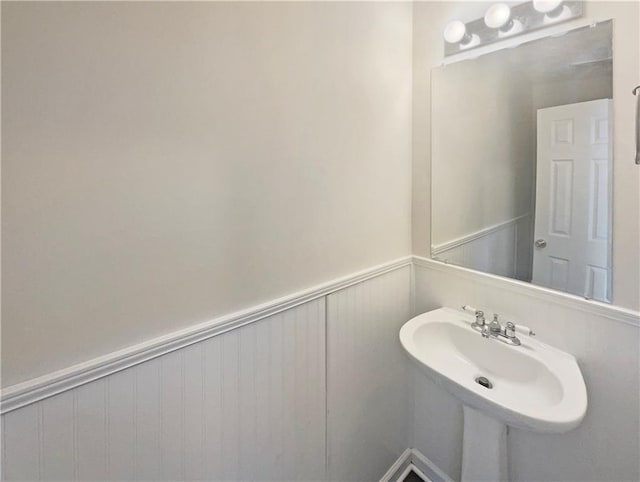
[{"left": 399, "top": 307, "right": 587, "bottom": 481}]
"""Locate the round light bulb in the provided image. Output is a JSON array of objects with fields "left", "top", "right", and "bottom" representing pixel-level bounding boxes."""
[
  {"left": 443, "top": 20, "right": 468, "bottom": 44},
  {"left": 533, "top": 0, "right": 563, "bottom": 14},
  {"left": 484, "top": 3, "right": 512, "bottom": 30}
]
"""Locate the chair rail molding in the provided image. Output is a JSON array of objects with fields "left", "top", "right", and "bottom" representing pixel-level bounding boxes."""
[
  {"left": 1, "top": 256, "right": 412, "bottom": 414},
  {"left": 431, "top": 214, "right": 530, "bottom": 256},
  {"left": 4, "top": 254, "right": 637, "bottom": 415},
  {"left": 413, "top": 256, "right": 640, "bottom": 328}
]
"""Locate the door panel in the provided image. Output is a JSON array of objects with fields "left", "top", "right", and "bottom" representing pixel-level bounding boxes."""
[
  {"left": 550, "top": 159, "right": 573, "bottom": 236},
  {"left": 533, "top": 99, "right": 612, "bottom": 302}
]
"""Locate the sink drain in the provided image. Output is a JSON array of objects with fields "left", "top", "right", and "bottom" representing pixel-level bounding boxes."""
[{"left": 475, "top": 376, "right": 493, "bottom": 389}]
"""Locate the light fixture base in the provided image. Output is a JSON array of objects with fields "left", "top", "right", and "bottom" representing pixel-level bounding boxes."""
[
  {"left": 542, "top": 5, "right": 572, "bottom": 24},
  {"left": 444, "top": 0, "right": 582, "bottom": 57},
  {"left": 498, "top": 19, "right": 524, "bottom": 38},
  {"left": 460, "top": 34, "right": 481, "bottom": 49}
]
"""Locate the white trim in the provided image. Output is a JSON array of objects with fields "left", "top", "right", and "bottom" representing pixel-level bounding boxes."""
[
  {"left": 431, "top": 214, "right": 529, "bottom": 256},
  {"left": 398, "top": 464, "right": 433, "bottom": 482},
  {"left": 379, "top": 448, "right": 412, "bottom": 482},
  {"left": 3, "top": 254, "right": 636, "bottom": 414},
  {"left": 396, "top": 465, "right": 416, "bottom": 482},
  {"left": 0, "top": 256, "right": 412, "bottom": 414},
  {"left": 413, "top": 256, "right": 640, "bottom": 328},
  {"left": 380, "top": 448, "right": 454, "bottom": 482},
  {"left": 411, "top": 464, "right": 434, "bottom": 482},
  {"left": 410, "top": 449, "right": 454, "bottom": 482}
]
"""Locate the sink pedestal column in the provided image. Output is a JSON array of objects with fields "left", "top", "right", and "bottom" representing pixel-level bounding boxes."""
[{"left": 461, "top": 405, "right": 508, "bottom": 482}]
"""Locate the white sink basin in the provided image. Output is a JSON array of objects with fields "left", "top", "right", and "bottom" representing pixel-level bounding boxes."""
[{"left": 400, "top": 307, "right": 587, "bottom": 434}]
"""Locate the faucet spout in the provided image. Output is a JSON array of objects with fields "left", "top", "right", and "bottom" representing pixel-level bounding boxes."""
[{"left": 488, "top": 314, "right": 502, "bottom": 334}]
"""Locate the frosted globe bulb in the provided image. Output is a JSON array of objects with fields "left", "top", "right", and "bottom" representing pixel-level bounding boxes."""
[
  {"left": 443, "top": 20, "right": 468, "bottom": 44},
  {"left": 484, "top": 3, "right": 512, "bottom": 30},
  {"left": 533, "top": 0, "right": 563, "bottom": 14}
]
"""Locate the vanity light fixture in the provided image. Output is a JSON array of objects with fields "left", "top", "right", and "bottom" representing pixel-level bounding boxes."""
[
  {"left": 443, "top": 20, "right": 480, "bottom": 49},
  {"left": 443, "top": 0, "right": 583, "bottom": 57},
  {"left": 533, "top": 0, "right": 571, "bottom": 23},
  {"left": 484, "top": 3, "right": 523, "bottom": 37}
]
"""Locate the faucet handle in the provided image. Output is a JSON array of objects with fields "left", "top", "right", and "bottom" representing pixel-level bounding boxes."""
[
  {"left": 461, "top": 305, "right": 486, "bottom": 325},
  {"left": 504, "top": 321, "right": 521, "bottom": 345},
  {"left": 505, "top": 321, "right": 516, "bottom": 338},
  {"left": 504, "top": 319, "right": 536, "bottom": 337}
]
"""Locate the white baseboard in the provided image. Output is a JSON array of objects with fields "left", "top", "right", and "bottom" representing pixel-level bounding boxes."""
[
  {"left": 399, "top": 464, "right": 433, "bottom": 482},
  {"left": 380, "top": 448, "right": 454, "bottom": 482},
  {"left": 410, "top": 449, "right": 455, "bottom": 482},
  {"left": 380, "top": 448, "right": 413, "bottom": 482},
  {"left": 1, "top": 256, "right": 412, "bottom": 414}
]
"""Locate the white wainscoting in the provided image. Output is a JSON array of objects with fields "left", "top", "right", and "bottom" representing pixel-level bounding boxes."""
[
  {"left": 432, "top": 214, "right": 532, "bottom": 282},
  {"left": 411, "top": 257, "right": 640, "bottom": 482},
  {"left": 327, "top": 266, "right": 412, "bottom": 481},
  {"left": 1, "top": 258, "right": 412, "bottom": 415},
  {"left": 4, "top": 257, "right": 639, "bottom": 482},
  {"left": 2, "top": 301, "right": 327, "bottom": 481},
  {"left": 1, "top": 260, "right": 413, "bottom": 482}
]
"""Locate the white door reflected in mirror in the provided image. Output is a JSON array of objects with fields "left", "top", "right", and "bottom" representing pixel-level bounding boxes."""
[{"left": 533, "top": 99, "right": 612, "bottom": 302}]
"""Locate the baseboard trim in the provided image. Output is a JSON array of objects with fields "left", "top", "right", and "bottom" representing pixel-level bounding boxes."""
[
  {"left": 380, "top": 448, "right": 413, "bottom": 482},
  {"left": 399, "top": 464, "right": 435, "bottom": 482},
  {"left": 413, "top": 256, "right": 640, "bottom": 328},
  {"left": 1, "top": 256, "right": 412, "bottom": 414},
  {"left": 410, "top": 449, "right": 454, "bottom": 482},
  {"left": 380, "top": 448, "right": 454, "bottom": 482}
]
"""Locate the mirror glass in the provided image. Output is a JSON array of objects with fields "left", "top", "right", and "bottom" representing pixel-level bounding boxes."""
[{"left": 431, "top": 21, "right": 613, "bottom": 302}]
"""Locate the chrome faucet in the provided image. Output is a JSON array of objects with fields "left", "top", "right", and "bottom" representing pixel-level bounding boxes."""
[
  {"left": 461, "top": 305, "right": 532, "bottom": 346},
  {"left": 483, "top": 314, "right": 521, "bottom": 346}
]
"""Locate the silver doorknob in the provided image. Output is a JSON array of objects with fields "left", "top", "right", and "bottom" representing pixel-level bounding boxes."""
[{"left": 535, "top": 239, "right": 547, "bottom": 248}]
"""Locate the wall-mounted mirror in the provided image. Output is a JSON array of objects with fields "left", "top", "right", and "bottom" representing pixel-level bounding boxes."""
[{"left": 431, "top": 20, "right": 613, "bottom": 302}]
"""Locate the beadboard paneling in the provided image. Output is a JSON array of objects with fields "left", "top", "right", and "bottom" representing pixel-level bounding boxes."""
[
  {"left": 432, "top": 214, "right": 532, "bottom": 282},
  {"left": 2, "top": 403, "right": 41, "bottom": 481},
  {"left": 40, "top": 391, "right": 74, "bottom": 481},
  {"left": 1, "top": 257, "right": 411, "bottom": 414},
  {"left": 108, "top": 369, "right": 136, "bottom": 480},
  {"left": 327, "top": 266, "right": 412, "bottom": 481},
  {"left": 412, "top": 261, "right": 640, "bottom": 482},
  {"left": 134, "top": 362, "right": 161, "bottom": 481},
  {"left": 1, "top": 299, "right": 326, "bottom": 481},
  {"left": 3, "top": 259, "right": 636, "bottom": 481},
  {"left": 76, "top": 381, "right": 108, "bottom": 481}
]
